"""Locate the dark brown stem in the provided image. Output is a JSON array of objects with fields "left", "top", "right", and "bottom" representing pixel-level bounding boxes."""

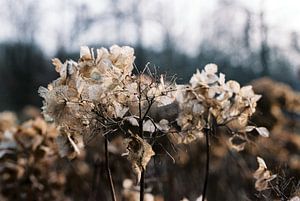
[
  {"left": 140, "top": 169, "right": 145, "bottom": 201},
  {"left": 139, "top": 117, "right": 145, "bottom": 201},
  {"left": 202, "top": 129, "right": 210, "bottom": 201},
  {"left": 138, "top": 79, "right": 145, "bottom": 201},
  {"left": 105, "top": 138, "right": 117, "bottom": 201}
]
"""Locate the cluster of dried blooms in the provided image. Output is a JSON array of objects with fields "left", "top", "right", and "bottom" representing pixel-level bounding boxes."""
[
  {"left": 252, "top": 78, "right": 300, "bottom": 114},
  {"left": 251, "top": 77, "right": 300, "bottom": 132},
  {"left": 0, "top": 112, "right": 69, "bottom": 200},
  {"left": 39, "top": 45, "right": 269, "bottom": 190},
  {"left": 115, "top": 78, "right": 300, "bottom": 201},
  {"left": 39, "top": 45, "right": 177, "bottom": 182},
  {"left": 173, "top": 64, "right": 268, "bottom": 149}
]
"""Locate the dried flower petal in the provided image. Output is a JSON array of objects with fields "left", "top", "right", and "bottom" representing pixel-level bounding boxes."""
[
  {"left": 124, "top": 135, "right": 155, "bottom": 184},
  {"left": 80, "top": 46, "right": 92, "bottom": 60},
  {"left": 255, "top": 127, "right": 270, "bottom": 138},
  {"left": 253, "top": 157, "right": 277, "bottom": 191}
]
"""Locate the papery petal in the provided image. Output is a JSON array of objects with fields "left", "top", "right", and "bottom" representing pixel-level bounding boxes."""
[
  {"left": 80, "top": 46, "right": 92, "bottom": 60},
  {"left": 256, "top": 127, "right": 269, "bottom": 137},
  {"left": 204, "top": 63, "right": 218, "bottom": 74}
]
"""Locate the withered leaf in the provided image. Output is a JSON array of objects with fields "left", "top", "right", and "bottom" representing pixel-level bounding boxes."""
[
  {"left": 253, "top": 157, "right": 277, "bottom": 191},
  {"left": 124, "top": 135, "right": 155, "bottom": 184}
]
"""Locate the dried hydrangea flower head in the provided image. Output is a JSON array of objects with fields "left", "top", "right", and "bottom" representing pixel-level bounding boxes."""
[
  {"left": 91, "top": 66, "right": 176, "bottom": 182},
  {"left": 39, "top": 45, "right": 176, "bottom": 181},
  {"left": 39, "top": 45, "right": 136, "bottom": 159},
  {"left": 175, "top": 64, "right": 267, "bottom": 148},
  {"left": 0, "top": 117, "right": 68, "bottom": 200}
]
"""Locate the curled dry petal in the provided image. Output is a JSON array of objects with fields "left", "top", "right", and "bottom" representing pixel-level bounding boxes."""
[
  {"left": 80, "top": 46, "right": 92, "bottom": 60},
  {"left": 125, "top": 116, "right": 139, "bottom": 127},
  {"left": 255, "top": 127, "right": 269, "bottom": 137},
  {"left": 226, "top": 80, "right": 240, "bottom": 93},
  {"left": 254, "top": 157, "right": 268, "bottom": 179},
  {"left": 204, "top": 63, "right": 218, "bottom": 74},
  {"left": 253, "top": 157, "right": 277, "bottom": 191},
  {"left": 245, "top": 126, "right": 256, "bottom": 132},
  {"left": 244, "top": 126, "right": 269, "bottom": 137},
  {"left": 159, "top": 119, "right": 170, "bottom": 131},
  {"left": 124, "top": 135, "right": 155, "bottom": 184},
  {"left": 143, "top": 120, "right": 156, "bottom": 133}
]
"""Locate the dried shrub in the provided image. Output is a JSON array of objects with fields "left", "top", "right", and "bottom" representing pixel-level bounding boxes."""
[{"left": 0, "top": 115, "right": 68, "bottom": 200}]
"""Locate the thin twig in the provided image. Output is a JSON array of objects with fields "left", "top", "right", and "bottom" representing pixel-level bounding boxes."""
[
  {"left": 202, "top": 129, "right": 210, "bottom": 201},
  {"left": 105, "top": 138, "right": 117, "bottom": 201},
  {"left": 142, "top": 97, "right": 155, "bottom": 120},
  {"left": 157, "top": 143, "right": 175, "bottom": 163}
]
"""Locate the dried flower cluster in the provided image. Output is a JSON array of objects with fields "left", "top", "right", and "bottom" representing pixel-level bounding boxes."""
[
  {"left": 39, "top": 45, "right": 139, "bottom": 159},
  {"left": 252, "top": 78, "right": 300, "bottom": 114},
  {"left": 39, "top": 45, "right": 177, "bottom": 182},
  {"left": 251, "top": 77, "right": 300, "bottom": 133},
  {"left": 0, "top": 113, "right": 68, "bottom": 200},
  {"left": 173, "top": 64, "right": 268, "bottom": 150},
  {"left": 39, "top": 45, "right": 268, "bottom": 189}
]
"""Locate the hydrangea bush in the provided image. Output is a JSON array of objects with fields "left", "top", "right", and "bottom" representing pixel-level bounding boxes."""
[{"left": 39, "top": 45, "right": 275, "bottom": 200}]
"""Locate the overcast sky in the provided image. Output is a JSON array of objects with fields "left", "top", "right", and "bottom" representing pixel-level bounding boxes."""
[{"left": 0, "top": 0, "right": 300, "bottom": 56}]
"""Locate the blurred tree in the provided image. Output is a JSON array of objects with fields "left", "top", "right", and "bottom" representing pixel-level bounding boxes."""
[
  {"left": 243, "top": 8, "right": 252, "bottom": 50},
  {"left": 4, "top": 0, "right": 40, "bottom": 43},
  {"left": 0, "top": 43, "right": 55, "bottom": 111},
  {"left": 259, "top": 6, "right": 270, "bottom": 76},
  {"left": 130, "top": 0, "right": 146, "bottom": 69},
  {"left": 290, "top": 32, "right": 300, "bottom": 53}
]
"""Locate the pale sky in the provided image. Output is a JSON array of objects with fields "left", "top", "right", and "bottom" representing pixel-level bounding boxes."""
[{"left": 0, "top": 0, "right": 300, "bottom": 57}]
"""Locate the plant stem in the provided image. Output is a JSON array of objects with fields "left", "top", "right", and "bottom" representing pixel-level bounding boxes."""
[
  {"left": 138, "top": 79, "right": 145, "bottom": 201},
  {"left": 138, "top": 118, "right": 145, "bottom": 201},
  {"left": 140, "top": 169, "right": 145, "bottom": 201},
  {"left": 202, "top": 129, "right": 210, "bottom": 201},
  {"left": 105, "top": 138, "right": 117, "bottom": 201}
]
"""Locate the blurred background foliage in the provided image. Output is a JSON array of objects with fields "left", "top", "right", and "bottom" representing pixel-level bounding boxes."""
[
  {"left": 0, "top": 0, "right": 299, "bottom": 111},
  {"left": 0, "top": 1, "right": 300, "bottom": 200}
]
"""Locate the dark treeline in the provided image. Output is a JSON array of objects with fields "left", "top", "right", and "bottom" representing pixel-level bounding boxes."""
[
  {"left": 0, "top": 43, "right": 56, "bottom": 111},
  {"left": 0, "top": 39, "right": 299, "bottom": 112}
]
